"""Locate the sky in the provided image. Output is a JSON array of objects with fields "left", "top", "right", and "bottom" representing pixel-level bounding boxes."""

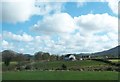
[{"left": 0, "top": 0, "right": 119, "bottom": 55}]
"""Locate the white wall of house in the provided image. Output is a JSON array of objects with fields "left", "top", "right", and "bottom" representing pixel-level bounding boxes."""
[{"left": 69, "top": 55, "right": 76, "bottom": 61}]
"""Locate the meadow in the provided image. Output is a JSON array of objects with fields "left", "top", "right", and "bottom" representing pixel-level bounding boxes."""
[
  {"left": 2, "top": 71, "right": 119, "bottom": 80},
  {"left": 2, "top": 60, "right": 119, "bottom": 80},
  {"left": 32, "top": 60, "right": 110, "bottom": 70}
]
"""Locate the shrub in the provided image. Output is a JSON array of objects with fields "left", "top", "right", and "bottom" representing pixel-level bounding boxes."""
[
  {"left": 61, "top": 64, "right": 67, "bottom": 70},
  {"left": 25, "top": 65, "right": 32, "bottom": 70}
]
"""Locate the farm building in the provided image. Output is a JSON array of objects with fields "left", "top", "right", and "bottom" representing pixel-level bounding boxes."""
[{"left": 64, "top": 54, "right": 76, "bottom": 61}]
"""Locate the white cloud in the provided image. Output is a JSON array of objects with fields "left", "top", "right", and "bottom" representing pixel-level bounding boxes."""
[
  {"left": 1, "top": 0, "right": 64, "bottom": 23},
  {"left": 3, "top": 31, "right": 33, "bottom": 42},
  {"left": 74, "top": 13, "right": 118, "bottom": 34},
  {"left": 2, "top": 40, "right": 9, "bottom": 47},
  {"left": 1, "top": 0, "right": 118, "bottom": 54},
  {"left": 32, "top": 13, "right": 77, "bottom": 34},
  {"left": 73, "top": 13, "right": 118, "bottom": 52},
  {"left": 1, "top": 0, "right": 35, "bottom": 23},
  {"left": 2, "top": 13, "right": 117, "bottom": 55},
  {"left": 30, "top": 13, "right": 118, "bottom": 54},
  {"left": 105, "top": 0, "right": 118, "bottom": 15},
  {"left": 19, "top": 48, "right": 24, "bottom": 53},
  {"left": 2, "top": 40, "right": 14, "bottom": 49},
  {"left": 1, "top": 0, "right": 118, "bottom": 23}
]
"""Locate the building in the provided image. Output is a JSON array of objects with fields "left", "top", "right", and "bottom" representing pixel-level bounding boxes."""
[{"left": 64, "top": 54, "right": 76, "bottom": 61}]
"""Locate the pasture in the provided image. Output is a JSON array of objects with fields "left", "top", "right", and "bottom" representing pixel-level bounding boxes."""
[
  {"left": 32, "top": 60, "right": 110, "bottom": 69},
  {"left": 108, "top": 59, "right": 120, "bottom": 63},
  {"left": 2, "top": 71, "right": 119, "bottom": 80},
  {"left": 2, "top": 60, "right": 119, "bottom": 80},
  {"left": 2, "top": 60, "right": 112, "bottom": 71}
]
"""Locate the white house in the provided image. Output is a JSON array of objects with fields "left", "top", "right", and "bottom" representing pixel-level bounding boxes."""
[{"left": 64, "top": 54, "right": 76, "bottom": 61}]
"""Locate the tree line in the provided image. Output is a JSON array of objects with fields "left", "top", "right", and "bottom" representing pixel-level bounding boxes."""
[{"left": 1, "top": 50, "right": 66, "bottom": 66}]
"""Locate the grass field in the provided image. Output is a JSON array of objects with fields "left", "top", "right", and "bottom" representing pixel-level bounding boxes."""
[
  {"left": 2, "top": 71, "right": 119, "bottom": 80},
  {"left": 2, "top": 60, "right": 110, "bottom": 71},
  {"left": 33, "top": 60, "right": 109, "bottom": 69},
  {"left": 2, "top": 60, "right": 119, "bottom": 80},
  {"left": 108, "top": 59, "right": 120, "bottom": 63}
]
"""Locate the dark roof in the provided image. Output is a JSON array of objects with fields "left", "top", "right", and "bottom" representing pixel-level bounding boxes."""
[{"left": 65, "top": 54, "right": 72, "bottom": 57}]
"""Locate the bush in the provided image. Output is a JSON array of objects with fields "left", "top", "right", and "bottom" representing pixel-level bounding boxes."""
[
  {"left": 25, "top": 65, "right": 32, "bottom": 70},
  {"left": 61, "top": 64, "right": 67, "bottom": 70}
]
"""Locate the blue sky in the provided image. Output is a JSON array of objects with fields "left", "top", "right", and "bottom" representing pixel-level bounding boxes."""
[{"left": 1, "top": 0, "right": 118, "bottom": 55}]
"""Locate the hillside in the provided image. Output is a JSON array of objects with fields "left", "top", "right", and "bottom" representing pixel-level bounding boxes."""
[{"left": 92, "top": 45, "right": 120, "bottom": 57}]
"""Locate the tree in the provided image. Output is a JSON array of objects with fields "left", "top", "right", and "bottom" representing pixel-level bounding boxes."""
[
  {"left": 61, "top": 64, "right": 67, "bottom": 70},
  {"left": 4, "top": 57, "right": 11, "bottom": 66},
  {"left": 34, "top": 51, "right": 50, "bottom": 61},
  {"left": 60, "top": 55, "right": 65, "bottom": 60},
  {"left": 42, "top": 52, "right": 50, "bottom": 60},
  {"left": 34, "top": 51, "right": 43, "bottom": 61},
  {"left": 50, "top": 55, "right": 57, "bottom": 61},
  {"left": 2, "top": 50, "right": 16, "bottom": 66},
  {"left": 24, "top": 54, "right": 33, "bottom": 61},
  {"left": 14, "top": 53, "right": 26, "bottom": 62},
  {"left": 56, "top": 55, "right": 60, "bottom": 61}
]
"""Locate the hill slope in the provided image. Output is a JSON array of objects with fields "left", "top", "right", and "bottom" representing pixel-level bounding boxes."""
[{"left": 93, "top": 45, "right": 120, "bottom": 57}]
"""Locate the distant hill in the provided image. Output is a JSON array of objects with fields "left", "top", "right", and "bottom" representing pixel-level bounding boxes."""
[
  {"left": 1, "top": 45, "right": 120, "bottom": 58},
  {"left": 92, "top": 45, "right": 120, "bottom": 57},
  {"left": 2, "top": 50, "right": 18, "bottom": 56}
]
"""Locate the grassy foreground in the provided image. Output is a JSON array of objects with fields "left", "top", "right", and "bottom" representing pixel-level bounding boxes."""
[{"left": 2, "top": 71, "right": 119, "bottom": 80}]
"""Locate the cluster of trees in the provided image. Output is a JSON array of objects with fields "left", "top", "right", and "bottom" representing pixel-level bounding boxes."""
[
  {"left": 1, "top": 49, "right": 119, "bottom": 67},
  {"left": 1, "top": 50, "right": 65, "bottom": 66},
  {"left": 34, "top": 51, "right": 62, "bottom": 61},
  {"left": 1, "top": 50, "right": 120, "bottom": 72},
  {"left": 2, "top": 50, "right": 90, "bottom": 66},
  {"left": 2, "top": 50, "right": 31, "bottom": 66}
]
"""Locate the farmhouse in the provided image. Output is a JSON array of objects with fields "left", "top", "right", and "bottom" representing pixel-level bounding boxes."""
[{"left": 64, "top": 54, "right": 76, "bottom": 61}]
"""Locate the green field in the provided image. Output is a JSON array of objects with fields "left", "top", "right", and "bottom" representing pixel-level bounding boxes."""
[
  {"left": 2, "top": 60, "right": 119, "bottom": 80},
  {"left": 2, "top": 71, "right": 119, "bottom": 80},
  {"left": 3, "top": 60, "right": 111, "bottom": 71},
  {"left": 32, "top": 60, "right": 109, "bottom": 69},
  {"left": 108, "top": 59, "right": 120, "bottom": 63}
]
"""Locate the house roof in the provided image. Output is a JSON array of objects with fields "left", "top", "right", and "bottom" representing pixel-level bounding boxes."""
[{"left": 65, "top": 54, "right": 72, "bottom": 57}]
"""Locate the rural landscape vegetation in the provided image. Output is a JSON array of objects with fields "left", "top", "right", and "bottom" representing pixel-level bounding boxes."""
[
  {"left": 1, "top": 45, "right": 120, "bottom": 80},
  {"left": 1, "top": 0, "right": 120, "bottom": 81}
]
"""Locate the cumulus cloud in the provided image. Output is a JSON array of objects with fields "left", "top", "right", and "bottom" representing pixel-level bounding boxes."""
[
  {"left": 2, "top": 40, "right": 9, "bottom": 47},
  {"left": 2, "top": 13, "right": 117, "bottom": 54},
  {"left": 1, "top": 0, "right": 118, "bottom": 54},
  {"left": 1, "top": 0, "right": 64, "bottom": 23},
  {"left": 1, "top": 0, "right": 118, "bottom": 23},
  {"left": 1, "top": 0, "right": 35, "bottom": 23},
  {"left": 32, "top": 13, "right": 77, "bottom": 34},
  {"left": 2, "top": 40, "right": 14, "bottom": 49},
  {"left": 74, "top": 13, "right": 118, "bottom": 34},
  {"left": 73, "top": 13, "right": 118, "bottom": 52},
  {"left": 105, "top": 0, "right": 118, "bottom": 15},
  {"left": 30, "top": 13, "right": 118, "bottom": 54},
  {"left": 3, "top": 31, "right": 33, "bottom": 42}
]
